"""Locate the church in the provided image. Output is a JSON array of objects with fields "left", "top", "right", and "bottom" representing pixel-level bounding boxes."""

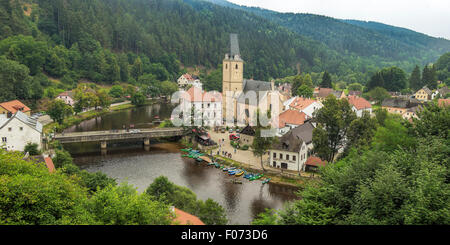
[{"left": 222, "top": 34, "right": 285, "bottom": 127}]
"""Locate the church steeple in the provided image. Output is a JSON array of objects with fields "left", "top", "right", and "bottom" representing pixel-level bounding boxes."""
[{"left": 223, "top": 34, "right": 244, "bottom": 93}]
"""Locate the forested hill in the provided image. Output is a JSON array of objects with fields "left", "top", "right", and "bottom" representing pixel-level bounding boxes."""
[
  {"left": 203, "top": 0, "right": 450, "bottom": 71},
  {"left": 1, "top": 0, "right": 449, "bottom": 83}
]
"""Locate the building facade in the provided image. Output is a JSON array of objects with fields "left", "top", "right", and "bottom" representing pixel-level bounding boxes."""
[{"left": 0, "top": 111, "right": 43, "bottom": 152}]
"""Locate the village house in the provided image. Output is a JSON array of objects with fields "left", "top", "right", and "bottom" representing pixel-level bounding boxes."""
[
  {"left": 239, "top": 124, "right": 255, "bottom": 145},
  {"left": 381, "top": 98, "right": 421, "bottom": 117},
  {"left": 0, "top": 100, "right": 31, "bottom": 117},
  {"left": 0, "top": 111, "right": 43, "bottom": 152},
  {"left": 414, "top": 86, "right": 432, "bottom": 101},
  {"left": 402, "top": 105, "right": 422, "bottom": 120},
  {"left": 277, "top": 82, "right": 292, "bottom": 96},
  {"left": 347, "top": 95, "right": 372, "bottom": 117},
  {"left": 277, "top": 109, "right": 307, "bottom": 136},
  {"left": 56, "top": 91, "right": 76, "bottom": 106},
  {"left": 432, "top": 86, "right": 449, "bottom": 99},
  {"left": 304, "top": 156, "right": 327, "bottom": 172},
  {"left": 289, "top": 120, "right": 315, "bottom": 153},
  {"left": 314, "top": 87, "right": 346, "bottom": 102},
  {"left": 177, "top": 73, "right": 202, "bottom": 90},
  {"left": 285, "top": 97, "right": 323, "bottom": 118},
  {"left": 269, "top": 129, "right": 308, "bottom": 172},
  {"left": 185, "top": 86, "right": 222, "bottom": 126}
]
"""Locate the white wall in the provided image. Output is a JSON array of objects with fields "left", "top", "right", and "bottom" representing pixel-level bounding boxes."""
[
  {"left": 269, "top": 142, "right": 307, "bottom": 172},
  {"left": 0, "top": 118, "right": 42, "bottom": 152}
]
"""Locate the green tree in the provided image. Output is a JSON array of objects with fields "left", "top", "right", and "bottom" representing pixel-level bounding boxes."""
[
  {"left": 296, "top": 84, "right": 313, "bottom": 98},
  {"left": 312, "top": 95, "right": 357, "bottom": 162},
  {"left": 24, "top": 143, "right": 40, "bottom": 155},
  {"left": 109, "top": 85, "right": 124, "bottom": 98},
  {"left": 131, "top": 91, "right": 146, "bottom": 106},
  {"left": 320, "top": 71, "right": 332, "bottom": 88},
  {"left": 409, "top": 65, "right": 422, "bottom": 91},
  {"left": 252, "top": 128, "right": 275, "bottom": 171},
  {"left": 47, "top": 100, "right": 74, "bottom": 125},
  {"left": 131, "top": 57, "right": 143, "bottom": 80},
  {"left": 364, "top": 87, "right": 391, "bottom": 105}
]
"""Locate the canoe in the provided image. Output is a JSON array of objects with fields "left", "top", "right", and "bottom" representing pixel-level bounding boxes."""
[
  {"left": 228, "top": 171, "right": 236, "bottom": 175},
  {"left": 181, "top": 148, "right": 192, "bottom": 152},
  {"left": 235, "top": 170, "right": 244, "bottom": 177}
]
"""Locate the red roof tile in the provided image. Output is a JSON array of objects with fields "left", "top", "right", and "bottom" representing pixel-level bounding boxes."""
[
  {"left": 44, "top": 157, "right": 55, "bottom": 173},
  {"left": 438, "top": 99, "right": 450, "bottom": 107},
  {"left": 289, "top": 97, "right": 316, "bottom": 110},
  {"left": 0, "top": 100, "right": 31, "bottom": 114},
  {"left": 347, "top": 95, "right": 372, "bottom": 110},
  {"left": 278, "top": 109, "right": 306, "bottom": 128},
  {"left": 305, "top": 156, "right": 327, "bottom": 167},
  {"left": 173, "top": 208, "right": 205, "bottom": 225},
  {"left": 185, "top": 87, "right": 222, "bottom": 102}
]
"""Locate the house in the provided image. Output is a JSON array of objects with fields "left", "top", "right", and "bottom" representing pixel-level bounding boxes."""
[
  {"left": 277, "top": 109, "right": 307, "bottom": 136},
  {"left": 414, "top": 86, "right": 432, "bottom": 101},
  {"left": 0, "top": 111, "right": 43, "bottom": 152},
  {"left": 277, "top": 82, "right": 292, "bottom": 95},
  {"left": 381, "top": 98, "right": 421, "bottom": 117},
  {"left": 289, "top": 120, "right": 315, "bottom": 153},
  {"left": 0, "top": 100, "right": 31, "bottom": 117},
  {"left": 402, "top": 105, "right": 422, "bottom": 120},
  {"left": 432, "top": 86, "right": 450, "bottom": 99},
  {"left": 269, "top": 130, "right": 308, "bottom": 171},
  {"left": 305, "top": 156, "right": 327, "bottom": 171},
  {"left": 171, "top": 207, "right": 205, "bottom": 225},
  {"left": 177, "top": 73, "right": 202, "bottom": 89},
  {"left": 314, "top": 88, "right": 346, "bottom": 102},
  {"left": 184, "top": 86, "right": 222, "bottom": 126},
  {"left": 286, "top": 97, "right": 323, "bottom": 118},
  {"left": 239, "top": 124, "right": 255, "bottom": 145},
  {"left": 347, "top": 95, "right": 372, "bottom": 117},
  {"left": 56, "top": 91, "right": 75, "bottom": 106}
]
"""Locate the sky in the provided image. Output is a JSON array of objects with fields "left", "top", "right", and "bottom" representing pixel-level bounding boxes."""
[{"left": 227, "top": 0, "right": 450, "bottom": 40}]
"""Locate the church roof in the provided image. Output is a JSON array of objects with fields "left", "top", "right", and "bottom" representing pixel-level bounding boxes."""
[
  {"left": 230, "top": 33, "right": 240, "bottom": 57},
  {"left": 243, "top": 79, "right": 272, "bottom": 93}
]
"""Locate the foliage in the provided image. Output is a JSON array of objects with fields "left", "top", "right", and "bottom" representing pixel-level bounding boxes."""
[
  {"left": 312, "top": 95, "right": 356, "bottom": 162},
  {"left": 145, "top": 176, "right": 227, "bottom": 225},
  {"left": 320, "top": 71, "right": 332, "bottom": 88},
  {"left": 254, "top": 104, "right": 450, "bottom": 225},
  {"left": 47, "top": 99, "right": 73, "bottom": 124},
  {"left": 131, "top": 91, "right": 146, "bottom": 106},
  {"left": 24, "top": 143, "right": 40, "bottom": 156},
  {"left": 367, "top": 66, "right": 408, "bottom": 92},
  {"left": 252, "top": 128, "right": 276, "bottom": 171},
  {"left": 364, "top": 87, "right": 391, "bottom": 104}
]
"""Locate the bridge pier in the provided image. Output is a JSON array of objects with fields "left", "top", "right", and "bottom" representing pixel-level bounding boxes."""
[
  {"left": 101, "top": 141, "right": 107, "bottom": 149},
  {"left": 144, "top": 138, "right": 150, "bottom": 146}
]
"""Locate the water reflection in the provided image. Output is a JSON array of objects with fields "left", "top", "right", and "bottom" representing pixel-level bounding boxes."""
[{"left": 66, "top": 103, "right": 299, "bottom": 225}]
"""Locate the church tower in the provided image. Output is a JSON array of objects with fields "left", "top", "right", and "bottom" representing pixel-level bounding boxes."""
[
  {"left": 222, "top": 33, "right": 244, "bottom": 93},
  {"left": 222, "top": 34, "right": 244, "bottom": 120}
]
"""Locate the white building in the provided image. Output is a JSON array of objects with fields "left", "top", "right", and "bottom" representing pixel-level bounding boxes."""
[
  {"left": 0, "top": 111, "right": 43, "bottom": 152},
  {"left": 184, "top": 86, "right": 222, "bottom": 126},
  {"left": 177, "top": 73, "right": 202, "bottom": 90},
  {"left": 56, "top": 91, "right": 75, "bottom": 106},
  {"left": 286, "top": 97, "right": 323, "bottom": 118},
  {"left": 347, "top": 95, "right": 372, "bottom": 117},
  {"left": 269, "top": 130, "right": 308, "bottom": 172}
]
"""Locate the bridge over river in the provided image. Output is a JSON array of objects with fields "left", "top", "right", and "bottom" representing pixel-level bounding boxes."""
[{"left": 53, "top": 128, "right": 184, "bottom": 149}]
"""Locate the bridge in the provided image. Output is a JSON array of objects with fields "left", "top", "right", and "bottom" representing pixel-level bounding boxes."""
[{"left": 53, "top": 128, "right": 184, "bottom": 149}]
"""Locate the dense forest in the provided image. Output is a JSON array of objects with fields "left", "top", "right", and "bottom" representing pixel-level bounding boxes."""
[{"left": 0, "top": 0, "right": 449, "bottom": 104}]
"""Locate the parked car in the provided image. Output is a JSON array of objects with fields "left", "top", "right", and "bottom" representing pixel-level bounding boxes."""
[
  {"left": 229, "top": 134, "right": 240, "bottom": 141},
  {"left": 220, "top": 128, "right": 226, "bottom": 133}
]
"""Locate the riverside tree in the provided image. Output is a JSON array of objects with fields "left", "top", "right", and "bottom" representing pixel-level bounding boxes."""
[{"left": 47, "top": 99, "right": 74, "bottom": 125}]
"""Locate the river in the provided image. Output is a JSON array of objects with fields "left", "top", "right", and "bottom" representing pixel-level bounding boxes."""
[{"left": 63, "top": 102, "right": 299, "bottom": 225}]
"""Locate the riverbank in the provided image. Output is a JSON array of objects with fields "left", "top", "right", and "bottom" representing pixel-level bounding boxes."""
[{"left": 43, "top": 99, "right": 156, "bottom": 134}]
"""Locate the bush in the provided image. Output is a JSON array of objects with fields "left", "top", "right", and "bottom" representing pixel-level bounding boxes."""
[
  {"left": 24, "top": 143, "right": 40, "bottom": 155},
  {"left": 241, "top": 145, "right": 249, "bottom": 151}
]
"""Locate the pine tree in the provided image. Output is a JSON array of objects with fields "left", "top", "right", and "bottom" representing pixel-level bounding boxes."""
[
  {"left": 409, "top": 65, "right": 422, "bottom": 91},
  {"left": 320, "top": 71, "right": 332, "bottom": 88}
]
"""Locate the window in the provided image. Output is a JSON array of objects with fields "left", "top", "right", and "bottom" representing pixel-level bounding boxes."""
[
  {"left": 1, "top": 137, "right": 6, "bottom": 143},
  {"left": 281, "top": 163, "right": 288, "bottom": 169},
  {"left": 273, "top": 161, "right": 276, "bottom": 167},
  {"left": 293, "top": 155, "right": 296, "bottom": 161},
  {"left": 8, "top": 127, "right": 11, "bottom": 132},
  {"left": 235, "top": 64, "right": 238, "bottom": 69},
  {"left": 280, "top": 154, "right": 283, "bottom": 159},
  {"left": 286, "top": 154, "right": 289, "bottom": 161},
  {"left": 273, "top": 153, "right": 276, "bottom": 158},
  {"left": 20, "top": 127, "right": 23, "bottom": 131}
]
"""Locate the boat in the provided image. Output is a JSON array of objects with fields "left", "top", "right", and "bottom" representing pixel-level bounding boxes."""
[
  {"left": 181, "top": 148, "right": 192, "bottom": 152},
  {"left": 195, "top": 158, "right": 202, "bottom": 162},
  {"left": 228, "top": 171, "right": 236, "bottom": 175},
  {"left": 262, "top": 178, "right": 271, "bottom": 184},
  {"left": 235, "top": 170, "right": 244, "bottom": 177},
  {"left": 250, "top": 174, "right": 264, "bottom": 181}
]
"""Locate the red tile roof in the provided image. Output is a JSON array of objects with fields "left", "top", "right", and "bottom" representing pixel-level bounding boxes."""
[
  {"left": 183, "top": 73, "right": 196, "bottom": 81},
  {"left": 278, "top": 109, "right": 306, "bottom": 128},
  {"left": 347, "top": 95, "right": 372, "bottom": 110},
  {"left": 289, "top": 97, "right": 316, "bottom": 110},
  {"left": 316, "top": 88, "right": 334, "bottom": 98},
  {"left": 0, "top": 100, "right": 31, "bottom": 114},
  {"left": 186, "top": 87, "right": 222, "bottom": 102},
  {"left": 173, "top": 208, "right": 205, "bottom": 225},
  {"left": 305, "top": 156, "right": 327, "bottom": 167},
  {"left": 44, "top": 157, "right": 55, "bottom": 173}
]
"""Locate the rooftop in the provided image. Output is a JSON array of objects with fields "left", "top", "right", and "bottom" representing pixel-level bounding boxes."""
[
  {"left": 289, "top": 97, "right": 317, "bottom": 110},
  {"left": 305, "top": 156, "right": 327, "bottom": 167},
  {"left": 278, "top": 109, "right": 306, "bottom": 128},
  {"left": 0, "top": 100, "right": 31, "bottom": 114},
  {"left": 347, "top": 95, "right": 372, "bottom": 110},
  {"left": 172, "top": 207, "right": 205, "bottom": 225}
]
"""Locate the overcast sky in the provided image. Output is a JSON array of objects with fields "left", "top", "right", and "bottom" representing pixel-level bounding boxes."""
[{"left": 227, "top": 0, "right": 450, "bottom": 40}]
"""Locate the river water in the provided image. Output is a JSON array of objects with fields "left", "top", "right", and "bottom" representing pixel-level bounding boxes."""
[{"left": 64, "top": 102, "right": 299, "bottom": 225}]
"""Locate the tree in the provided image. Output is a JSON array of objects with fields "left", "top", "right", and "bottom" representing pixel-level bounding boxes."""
[
  {"left": 96, "top": 89, "right": 111, "bottom": 109},
  {"left": 348, "top": 83, "right": 363, "bottom": 92},
  {"left": 109, "top": 85, "right": 124, "bottom": 98},
  {"left": 47, "top": 100, "right": 73, "bottom": 125},
  {"left": 312, "top": 95, "right": 357, "bottom": 162},
  {"left": 367, "top": 71, "right": 384, "bottom": 91},
  {"left": 320, "top": 71, "right": 332, "bottom": 88},
  {"left": 131, "top": 57, "right": 143, "bottom": 80},
  {"left": 252, "top": 128, "right": 275, "bottom": 171},
  {"left": 409, "top": 65, "right": 422, "bottom": 91},
  {"left": 24, "top": 143, "right": 40, "bottom": 155},
  {"left": 422, "top": 64, "right": 437, "bottom": 90},
  {"left": 296, "top": 84, "right": 313, "bottom": 98},
  {"left": 365, "top": 87, "right": 391, "bottom": 105},
  {"left": 160, "top": 81, "right": 178, "bottom": 99},
  {"left": 131, "top": 91, "right": 146, "bottom": 106},
  {"left": 0, "top": 56, "right": 30, "bottom": 101},
  {"left": 345, "top": 111, "right": 378, "bottom": 152}
]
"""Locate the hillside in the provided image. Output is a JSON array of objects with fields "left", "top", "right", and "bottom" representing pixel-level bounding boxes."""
[{"left": 203, "top": 0, "right": 450, "bottom": 71}]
